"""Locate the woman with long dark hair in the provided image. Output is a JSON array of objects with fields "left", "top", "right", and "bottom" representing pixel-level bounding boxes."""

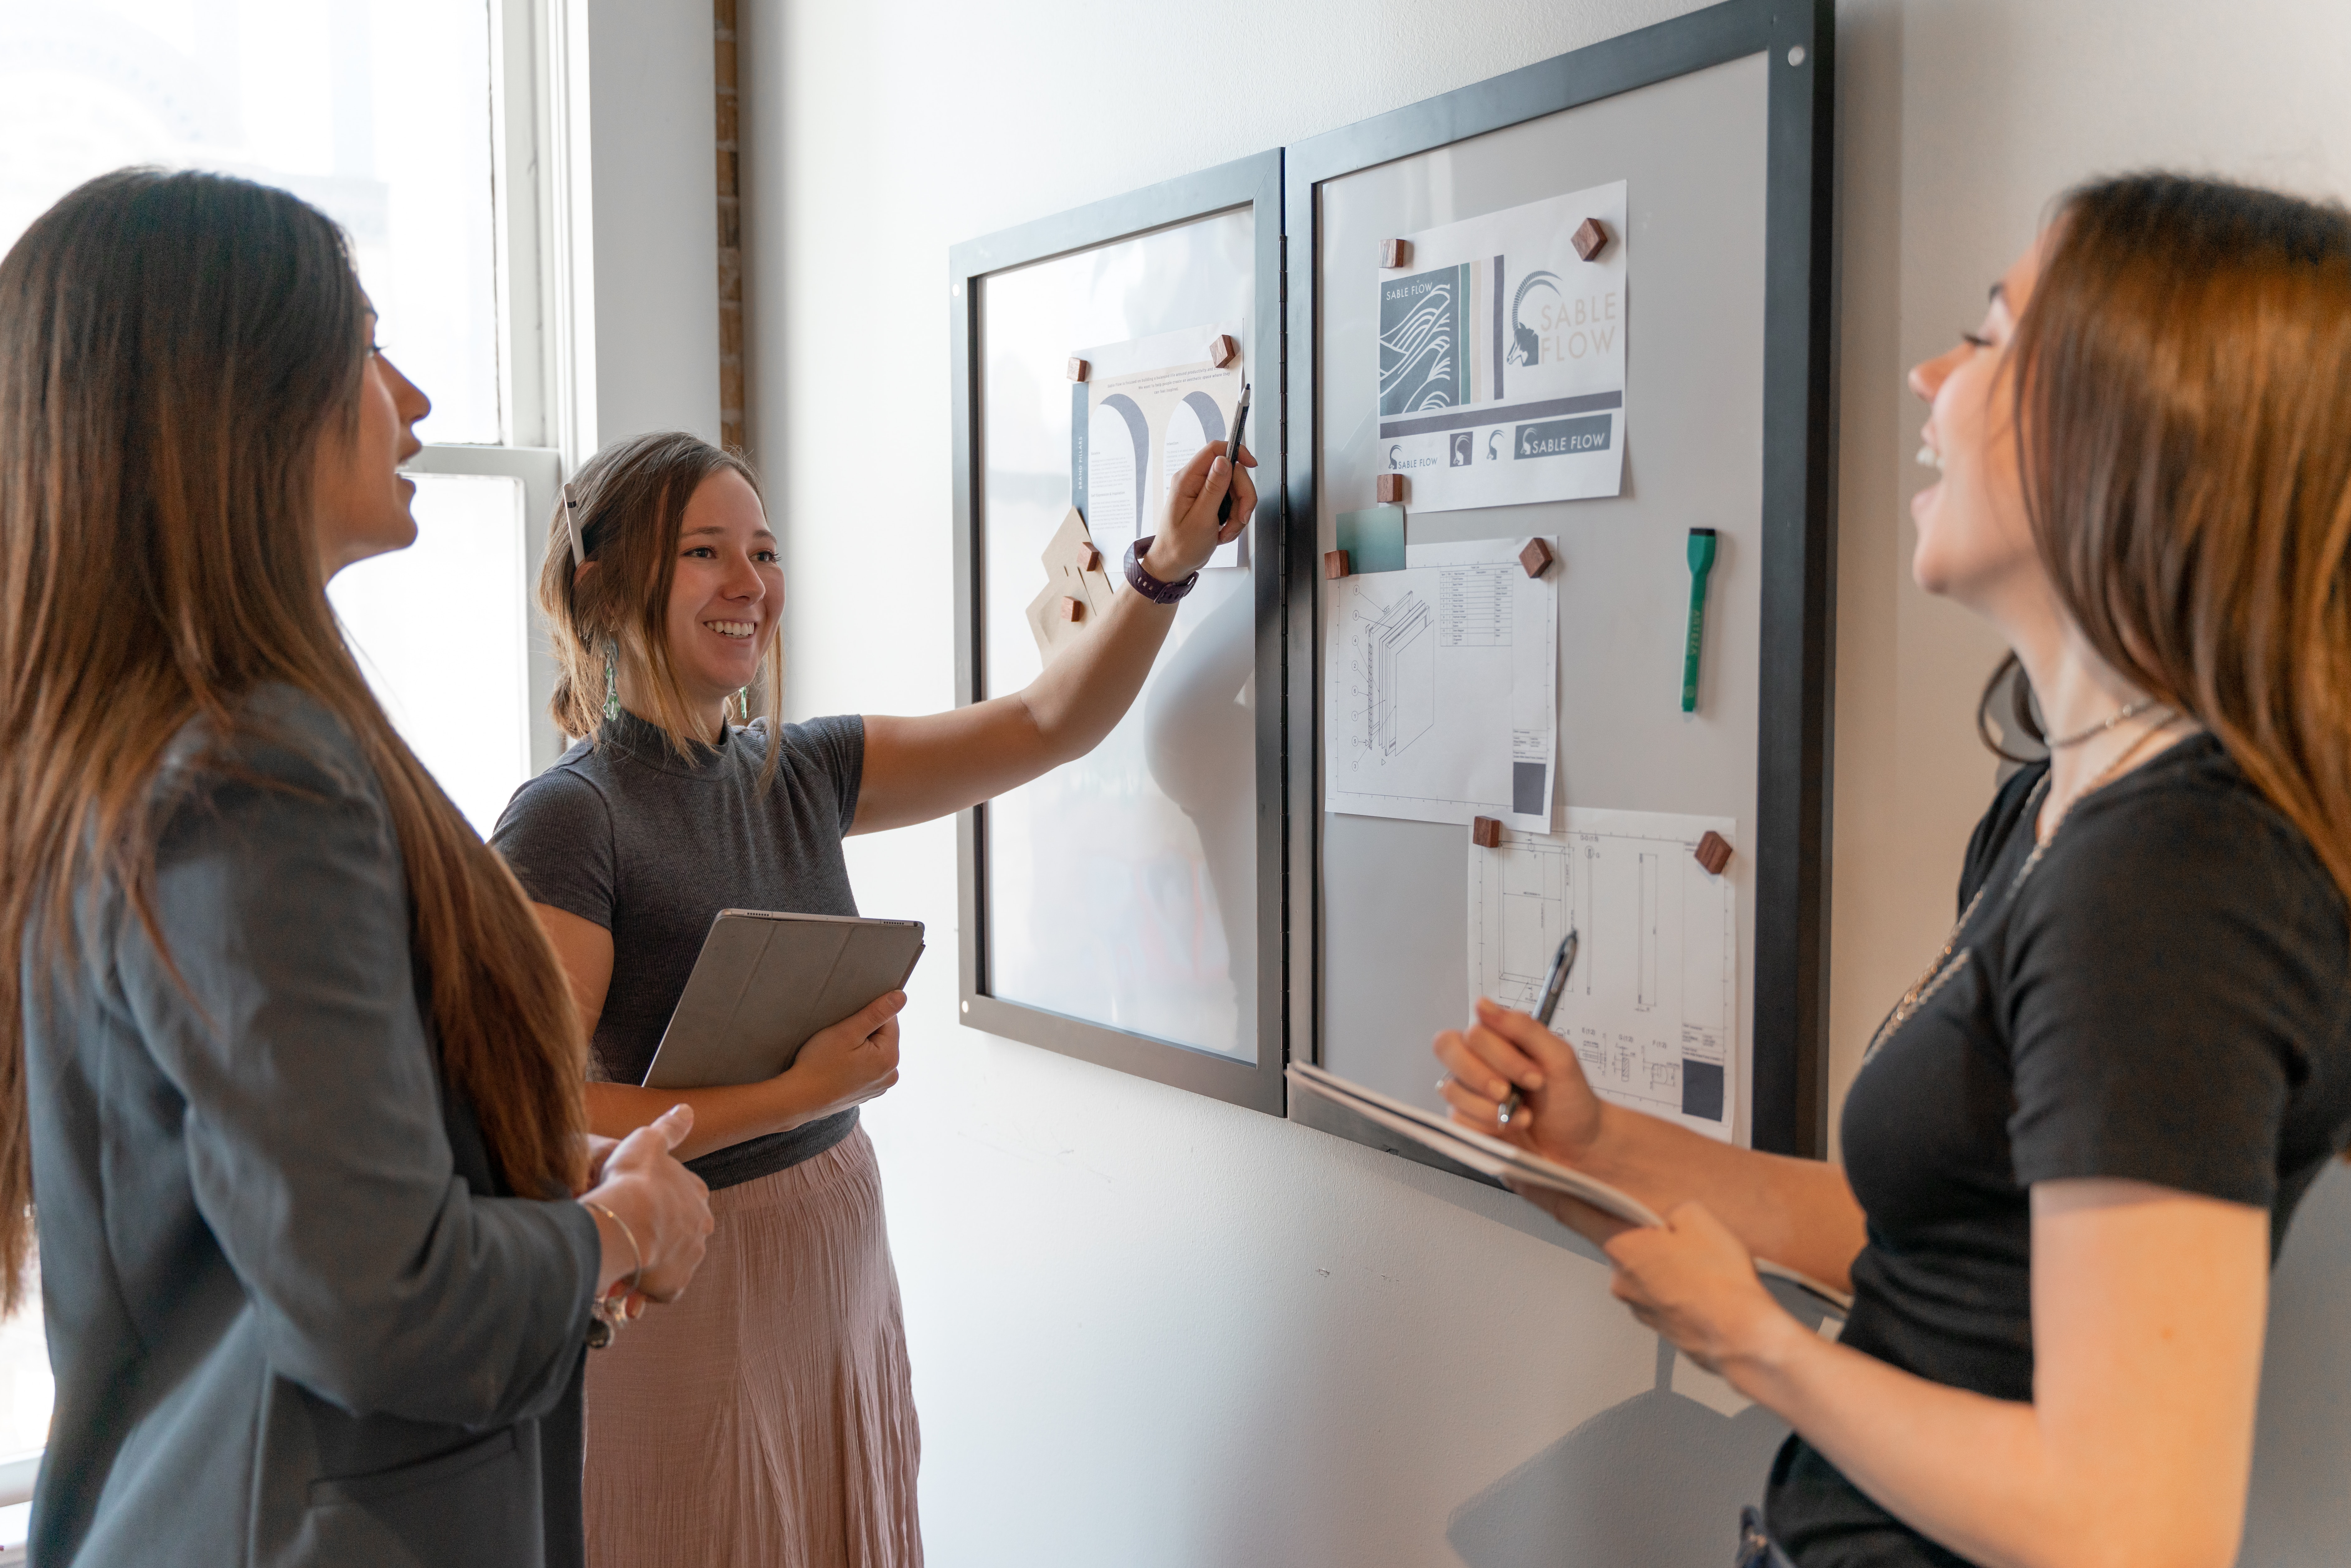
[
  {"left": 1437, "top": 173, "right": 2351, "bottom": 1566},
  {"left": 0, "top": 169, "right": 713, "bottom": 1567}
]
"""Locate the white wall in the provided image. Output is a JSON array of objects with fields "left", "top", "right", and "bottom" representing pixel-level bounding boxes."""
[
  {"left": 584, "top": 0, "right": 720, "bottom": 448},
  {"left": 735, "top": 1, "right": 2351, "bottom": 1562}
]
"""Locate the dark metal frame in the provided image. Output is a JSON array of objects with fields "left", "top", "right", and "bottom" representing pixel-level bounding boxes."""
[
  {"left": 1282, "top": 0, "right": 1838, "bottom": 1155},
  {"left": 949, "top": 151, "right": 1289, "bottom": 1117}
]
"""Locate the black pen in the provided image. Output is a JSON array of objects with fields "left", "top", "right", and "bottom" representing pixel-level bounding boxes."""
[
  {"left": 1218, "top": 381, "right": 1251, "bottom": 526},
  {"left": 1500, "top": 926, "right": 1578, "bottom": 1126}
]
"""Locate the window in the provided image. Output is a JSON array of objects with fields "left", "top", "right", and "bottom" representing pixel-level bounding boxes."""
[{"left": 0, "top": 0, "right": 577, "bottom": 1539}]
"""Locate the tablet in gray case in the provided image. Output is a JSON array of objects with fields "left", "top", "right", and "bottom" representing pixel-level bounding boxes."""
[{"left": 640, "top": 909, "right": 925, "bottom": 1089}]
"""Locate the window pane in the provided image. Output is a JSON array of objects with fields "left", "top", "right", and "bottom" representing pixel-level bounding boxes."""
[
  {"left": 330, "top": 473, "right": 533, "bottom": 838},
  {"left": 0, "top": 0, "right": 502, "bottom": 443},
  {"left": 0, "top": 1272, "right": 51, "bottom": 1467}
]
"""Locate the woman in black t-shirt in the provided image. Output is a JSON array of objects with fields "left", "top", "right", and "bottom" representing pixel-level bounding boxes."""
[{"left": 1436, "top": 173, "right": 2351, "bottom": 1567}]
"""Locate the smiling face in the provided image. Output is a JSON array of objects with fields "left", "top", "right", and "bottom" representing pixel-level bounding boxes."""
[
  {"left": 658, "top": 468, "right": 782, "bottom": 715},
  {"left": 313, "top": 308, "right": 431, "bottom": 580},
  {"left": 1906, "top": 239, "right": 2046, "bottom": 616}
]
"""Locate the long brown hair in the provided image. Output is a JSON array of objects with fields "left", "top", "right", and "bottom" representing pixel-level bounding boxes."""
[
  {"left": 538, "top": 431, "right": 782, "bottom": 773},
  {"left": 0, "top": 169, "right": 586, "bottom": 1308},
  {"left": 2004, "top": 172, "right": 2351, "bottom": 912}
]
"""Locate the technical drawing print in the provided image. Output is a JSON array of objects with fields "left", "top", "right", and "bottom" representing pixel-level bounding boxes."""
[
  {"left": 1470, "top": 806, "right": 1738, "bottom": 1141},
  {"left": 1322, "top": 537, "right": 1558, "bottom": 832},
  {"left": 1366, "top": 592, "right": 1434, "bottom": 755}
]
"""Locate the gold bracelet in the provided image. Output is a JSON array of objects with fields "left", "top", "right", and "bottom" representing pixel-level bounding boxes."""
[
  {"left": 582, "top": 1199, "right": 644, "bottom": 1293},
  {"left": 581, "top": 1199, "right": 644, "bottom": 1350}
]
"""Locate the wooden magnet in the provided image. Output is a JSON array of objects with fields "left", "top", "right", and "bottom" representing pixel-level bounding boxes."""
[
  {"left": 1067, "top": 357, "right": 1090, "bottom": 382},
  {"left": 1208, "top": 333, "right": 1239, "bottom": 369},
  {"left": 1381, "top": 239, "right": 1412, "bottom": 269},
  {"left": 1693, "top": 830, "right": 1732, "bottom": 876},
  {"left": 1057, "top": 596, "right": 1084, "bottom": 623},
  {"left": 1518, "top": 537, "right": 1554, "bottom": 579},
  {"left": 1374, "top": 473, "right": 1407, "bottom": 504},
  {"left": 1471, "top": 816, "right": 1504, "bottom": 849},
  {"left": 1076, "top": 543, "right": 1101, "bottom": 572},
  {"left": 1572, "top": 217, "right": 1609, "bottom": 262},
  {"left": 1324, "top": 549, "right": 1352, "bottom": 580}
]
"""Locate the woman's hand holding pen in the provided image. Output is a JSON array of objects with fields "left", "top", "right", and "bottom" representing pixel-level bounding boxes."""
[
  {"left": 1435, "top": 996, "right": 1606, "bottom": 1163},
  {"left": 1436, "top": 998, "right": 1633, "bottom": 1246},
  {"left": 1138, "top": 438, "right": 1258, "bottom": 585},
  {"left": 1434, "top": 999, "right": 1792, "bottom": 1377}
]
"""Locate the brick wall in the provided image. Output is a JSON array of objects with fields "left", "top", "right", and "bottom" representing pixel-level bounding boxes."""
[{"left": 714, "top": 0, "right": 744, "bottom": 451}]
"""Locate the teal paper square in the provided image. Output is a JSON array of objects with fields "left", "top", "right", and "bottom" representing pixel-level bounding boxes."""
[{"left": 1335, "top": 506, "right": 1407, "bottom": 573}]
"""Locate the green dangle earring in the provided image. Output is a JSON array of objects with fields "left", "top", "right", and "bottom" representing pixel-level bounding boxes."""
[
  {"left": 736, "top": 687, "right": 750, "bottom": 725},
  {"left": 604, "top": 643, "right": 621, "bottom": 725}
]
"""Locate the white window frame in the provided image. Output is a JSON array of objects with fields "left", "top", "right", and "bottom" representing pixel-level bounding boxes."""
[{"left": 402, "top": 0, "right": 596, "bottom": 776}]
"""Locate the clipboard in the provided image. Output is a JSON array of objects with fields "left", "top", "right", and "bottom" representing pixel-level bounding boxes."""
[
  {"left": 1287, "top": 1063, "right": 1853, "bottom": 1315},
  {"left": 640, "top": 910, "right": 925, "bottom": 1090}
]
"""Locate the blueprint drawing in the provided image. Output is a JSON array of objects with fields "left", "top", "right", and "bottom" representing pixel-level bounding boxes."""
[
  {"left": 1324, "top": 537, "right": 1557, "bottom": 830},
  {"left": 1470, "top": 806, "right": 1738, "bottom": 1140}
]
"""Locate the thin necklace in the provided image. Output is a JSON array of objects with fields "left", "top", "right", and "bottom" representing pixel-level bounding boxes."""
[
  {"left": 2042, "top": 695, "right": 2157, "bottom": 750},
  {"left": 1866, "top": 710, "right": 2180, "bottom": 1056}
]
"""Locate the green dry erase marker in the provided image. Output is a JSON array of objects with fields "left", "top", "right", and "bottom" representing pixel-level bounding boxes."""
[{"left": 1682, "top": 528, "right": 1717, "bottom": 713}]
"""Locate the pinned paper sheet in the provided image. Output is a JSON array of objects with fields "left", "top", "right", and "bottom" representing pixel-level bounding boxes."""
[
  {"left": 1071, "top": 324, "right": 1246, "bottom": 570},
  {"left": 1024, "top": 507, "right": 1118, "bottom": 666},
  {"left": 1470, "top": 806, "right": 1738, "bottom": 1140},
  {"left": 1375, "top": 179, "right": 1629, "bottom": 512},
  {"left": 1322, "top": 535, "right": 1557, "bottom": 831}
]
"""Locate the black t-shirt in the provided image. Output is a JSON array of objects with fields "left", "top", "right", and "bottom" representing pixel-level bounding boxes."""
[
  {"left": 491, "top": 708, "right": 868, "bottom": 1190},
  {"left": 1767, "top": 734, "right": 2351, "bottom": 1565}
]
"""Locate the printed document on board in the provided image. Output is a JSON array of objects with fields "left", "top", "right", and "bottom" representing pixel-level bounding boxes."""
[
  {"left": 1470, "top": 807, "right": 1737, "bottom": 1141},
  {"left": 1071, "top": 324, "right": 1246, "bottom": 570},
  {"left": 1322, "top": 536, "right": 1556, "bottom": 831},
  {"left": 1376, "top": 180, "right": 1628, "bottom": 512}
]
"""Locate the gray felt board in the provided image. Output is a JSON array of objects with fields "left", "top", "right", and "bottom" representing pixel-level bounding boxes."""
[{"left": 1313, "top": 52, "right": 1769, "bottom": 1143}]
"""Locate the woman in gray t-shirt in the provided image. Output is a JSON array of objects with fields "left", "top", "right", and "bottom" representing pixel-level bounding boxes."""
[{"left": 492, "top": 427, "right": 1255, "bottom": 1568}]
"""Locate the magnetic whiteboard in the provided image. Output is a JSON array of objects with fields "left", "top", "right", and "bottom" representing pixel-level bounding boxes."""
[
  {"left": 952, "top": 153, "right": 1286, "bottom": 1116},
  {"left": 1286, "top": 0, "right": 1836, "bottom": 1155},
  {"left": 979, "top": 213, "right": 1255, "bottom": 1054}
]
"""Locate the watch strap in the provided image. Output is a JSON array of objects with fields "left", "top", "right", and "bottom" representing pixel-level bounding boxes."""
[{"left": 1122, "top": 535, "right": 1198, "bottom": 603}]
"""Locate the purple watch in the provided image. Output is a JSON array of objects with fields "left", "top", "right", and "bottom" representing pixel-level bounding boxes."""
[{"left": 1123, "top": 535, "right": 1199, "bottom": 603}]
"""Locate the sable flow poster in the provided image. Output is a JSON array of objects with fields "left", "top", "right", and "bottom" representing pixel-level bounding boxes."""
[
  {"left": 1071, "top": 325, "right": 1245, "bottom": 570},
  {"left": 1376, "top": 180, "right": 1628, "bottom": 513}
]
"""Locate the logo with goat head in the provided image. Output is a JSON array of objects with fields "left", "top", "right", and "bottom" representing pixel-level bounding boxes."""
[{"left": 1504, "top": 269, "right": 1562, "bottom": 369}]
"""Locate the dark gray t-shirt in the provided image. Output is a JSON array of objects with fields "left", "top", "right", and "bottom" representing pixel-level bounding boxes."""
[{"left": 491, "top": 708, "right": 867, "bottom": 1190}]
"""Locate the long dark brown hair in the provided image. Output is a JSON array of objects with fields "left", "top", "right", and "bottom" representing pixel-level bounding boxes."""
[
  {"left": 1994, "top": 172, "right": 2351, "bottom": 912},
  {"left": 538, "top": 431, "right": 782, "bottom": 774},
  {"left": 0, "top": 169, "right": 587, "bottom": 1308}
]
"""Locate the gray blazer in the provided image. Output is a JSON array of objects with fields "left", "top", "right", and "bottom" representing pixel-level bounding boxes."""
[{"left": 23, "top": 687, "right": 599, "bottom": 1567}]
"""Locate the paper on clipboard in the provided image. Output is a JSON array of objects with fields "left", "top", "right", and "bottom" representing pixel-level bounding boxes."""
[{"left": 1287, "top": 1062, "right": 1850, "bottom": 1314}]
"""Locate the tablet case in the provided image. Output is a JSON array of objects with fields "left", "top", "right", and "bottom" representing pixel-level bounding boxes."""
[{"left": 640, "top": 909, "right": 925, "bottom": 1089}]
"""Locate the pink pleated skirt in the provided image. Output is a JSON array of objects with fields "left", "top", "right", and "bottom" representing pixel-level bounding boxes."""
[{"left": 583, "top": 1126, "right": 922, "bottom": 1568}]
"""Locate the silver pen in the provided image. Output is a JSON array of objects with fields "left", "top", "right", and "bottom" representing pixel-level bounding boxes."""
[{"left": 1499, "top": 927, "right": 1578, "bottom": 1126}]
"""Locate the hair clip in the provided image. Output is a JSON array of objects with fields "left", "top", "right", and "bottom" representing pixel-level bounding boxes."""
[{"left": 561, "top": 482, "right": 586, "bottom": 569}]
